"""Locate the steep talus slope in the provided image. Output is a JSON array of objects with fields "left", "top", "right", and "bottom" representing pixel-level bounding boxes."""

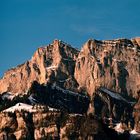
[
  {"left": 0, "top": 40, "right": 79, "bottom": 94},
  {"left": 75, "top": 38, "right": 140, "bottom": 98}
]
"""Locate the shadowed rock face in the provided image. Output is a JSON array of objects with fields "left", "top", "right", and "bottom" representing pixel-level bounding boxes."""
[
  {"left": 0, "top": 38, "right": 140, "bottom": 99},
  {"left": 27, "top": 81, "right": 90, "bottom": 114}
]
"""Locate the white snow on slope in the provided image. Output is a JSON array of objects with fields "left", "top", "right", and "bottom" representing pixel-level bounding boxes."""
[
  {"left": 52, "top": 84, "right": 88, "bottom": 98},
  {"left": 114, "top": 123, "right": 124, "bottom": 133},
  {"left": 3, "top": 103, "right": 36, "bottom": 113},
  {"left": 69, "top": 113, "right": 83, "bottom": 117},
  {"left": 28, "top": 95, "right": 39, "bottom": 104},
  {"left": 2, "top": 92, "right": 15, "bottom": 100},
  {"left": 46, "top": 65, "right": 58, "bottom": 70},
  {"left": 99, "top": 87, "right": 129, "bottom": 104},
  {"left": 131, "top": 130, "right": 139, "bottom": 134},
  {"left": 130, "top": 130, "right": 140, "bottom": 140},
  {"left": 63, "top": 58, "right": 73, "bottom": 61},
  {"left": 48, "top": 106, "right": 58, "bottom": 112}
]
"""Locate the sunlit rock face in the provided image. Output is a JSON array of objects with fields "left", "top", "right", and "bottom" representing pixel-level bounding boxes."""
[
  {"left": 0, "top": 38, "right": 140, "bottom": 99},
  {"left": 0, "top": 40, "right": 79, "bottom": 94},
  {"left": 132, "top": 37, "right": 140, "bottom": 47},
  {"left": 75, "top": 38, "right": 140, "bottom": 98}
]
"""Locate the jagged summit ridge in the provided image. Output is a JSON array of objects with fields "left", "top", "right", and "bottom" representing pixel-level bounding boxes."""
[
  {"left": 0, "top": 38, "right": 140, "bottom": 99},
  {"left": 0, "top": 39, "right": 79, "bottom": 94}
]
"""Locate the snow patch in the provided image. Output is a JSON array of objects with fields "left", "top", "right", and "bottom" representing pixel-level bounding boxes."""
[
  {"left": 28, "top": 95, "right": 39, "bottom": 104},
  {"left": 69, "top": 113, "right": 83, "bottom": 117},
  {"left": 114, "top": 123, "right": 124, "bottom": 133},
  {"left": 112, "top": 58, "right": 117, "bottom": 61},
  {"left": 2, "top": 93, "right": 15, "bottom": 100},
  {"left": 63, "top": 58, "right": 73, "bottom": 61},
  {"left": 48, "top": 106, "right": 58, "bottom": 112},
  {"left": 3, "top": 103, "right": 36, "bottom": 113},
  {"left": 130, "top": 130, "right": 140, "bottom": 140},
  {"left": 130, "top": 130, "right": 139, "bottom": 134},
  {"left": 46, "top": 65, "right": 58, "bottom": 70},
  {"left": 99, "top": 87, "right": 129, "bottom": 104},
  {"left": 52, "top": 84, "right": 88, "bottom": 99}
]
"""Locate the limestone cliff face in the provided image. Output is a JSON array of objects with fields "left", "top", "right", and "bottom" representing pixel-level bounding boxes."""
[
  {"left": 0, "top": 110, "right": 113, "bottom": 140},
  {"left": 0, "top": 111, "right": 60, "bottom": 140},
  {"left": 0, "top": 111, "right": 132, "bottom": 140},
  {"left": 0, "top": 40, "right": 79, "bottom": 94},
  {"left": 132, "top": 37, "right": 140, "bottom": 47},
  {"left": 0, "top": 38, "right": 140, "bottom": 99},
  {"left": 74, "top": 38, "right": 140, "bottom": 98}
]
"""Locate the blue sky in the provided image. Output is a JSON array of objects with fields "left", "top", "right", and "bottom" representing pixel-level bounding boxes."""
[{"left": 0, "top": 0, "right": 140, "bottom": 77}]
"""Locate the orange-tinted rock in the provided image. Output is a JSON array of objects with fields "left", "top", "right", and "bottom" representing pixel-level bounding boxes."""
[
  {"left": 75, "top": 39, "right": 140, "bottom": 98},
  {"left": 0, "top": 38, "right": 140, "bottom": 99},
  {"left": 0, "top": 40, "right": 79, "bottom": 94}
]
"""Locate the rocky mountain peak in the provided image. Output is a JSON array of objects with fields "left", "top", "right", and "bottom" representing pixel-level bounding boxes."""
[
  {"left": 0, "top": 38, "right": 140, "bottom": 99},
  {"left": 75, "top": 38, "right": 140, "bottom": 97},
  {"left": 0, "top": 39, "right": 79, "bottom": 94}
]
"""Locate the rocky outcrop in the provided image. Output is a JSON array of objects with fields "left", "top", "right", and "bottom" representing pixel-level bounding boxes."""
[
  {"left": 132, "top": 37, "right": 140, "bottom": 47},
  {"left": 0, "top": 110, "right": 132, "bottom": 140},
  {"left": 75, "top": 38, "right": 140, "bottom": 98},
  {"left": 0, "top": 110, "right": 61, "bottom": 140}
]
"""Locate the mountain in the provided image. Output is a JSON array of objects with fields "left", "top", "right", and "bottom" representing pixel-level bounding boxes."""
[
  {"left": 0, "top": 38, "right": 140, "bottom": 99},
  {"left": 0, "top": 40, "right": 79, "bottom": 94},
  {"left": 75, "top": 38, "right": 140, "bottom": 98},
  {"left": 0, "top": 38, "right": 140, "bottom": 139}
]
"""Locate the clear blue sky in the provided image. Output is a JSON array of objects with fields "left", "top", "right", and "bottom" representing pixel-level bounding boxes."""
[{"left": 0, "top": 0, "right": 140, "bottom": 77}]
